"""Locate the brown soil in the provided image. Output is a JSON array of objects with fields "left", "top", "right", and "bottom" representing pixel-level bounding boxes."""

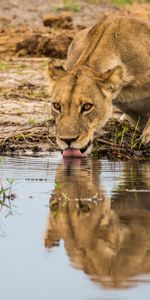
[
  {"left": 0, "top": 0, "right": 150, "bottom": 160},
  {"left": 43, "top": 12, "right": 74, "bottom": 29}
]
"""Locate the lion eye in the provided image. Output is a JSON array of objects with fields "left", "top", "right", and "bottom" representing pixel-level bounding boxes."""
[
  {"left": 81, "top": 103, "right": 93, "bottom": 113},
  {"left": 52, "top": 102, "right": 61, "bottom": 111}
]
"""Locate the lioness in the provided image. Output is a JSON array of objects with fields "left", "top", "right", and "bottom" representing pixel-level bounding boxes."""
[
  {"left": 48, "top": 16, "right": 150, "bottom": 157},
  {"left": 45, "top": 160, "right": 150, "bottom": 288}
]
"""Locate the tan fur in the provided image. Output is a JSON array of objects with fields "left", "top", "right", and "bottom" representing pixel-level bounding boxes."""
[
  {"left": 48, "top": 16, "right": 150, "bottom": 151},
  {"left": 45, "top": 160, "right": 150, "bottom": 288}
]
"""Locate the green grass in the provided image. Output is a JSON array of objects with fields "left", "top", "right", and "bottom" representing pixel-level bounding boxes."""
[
  {"left": 16, "top": 133, "right": 26, "bottom": 141},
  {"left": 115, "top": 124, "right": 129, "bottom": 145},
  {"left": 130, "top": 117, "right": 141, "bottom": 150},
  {"left": 113, "top": 118, "right": 142, "bottom": 153},
  {"left": 55, "top": 0, "right": 81, "bottom": 12},
  {"left": 16, "top": 109, "right": 24, "bottom": 116},
  {"left": 112, "top": 0, "right": 150, "bottom": 5},
  {"left": 28, "top": 117, "right": 37, "bottom": 126},
  {"left": 0, "top": 61, "right": 8, "bottom": 71},
  {"left": 0, "top": 179, "right": 16, "bottom": 212}
]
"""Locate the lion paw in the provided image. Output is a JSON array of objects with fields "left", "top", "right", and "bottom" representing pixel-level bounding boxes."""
[
  {"left": 119, "top": 113, "right": 127, "bottom": 122},
  {"left": 141, "top": 126, "right": 150, "bottom": 144}
]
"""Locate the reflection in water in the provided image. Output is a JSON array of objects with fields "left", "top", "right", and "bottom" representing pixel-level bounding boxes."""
[
  {"left": 45, "top": 159, "right": 150, "bottom": 289},
  {"left": 0, "top": 179, "right": 16, "bottom": 218}
]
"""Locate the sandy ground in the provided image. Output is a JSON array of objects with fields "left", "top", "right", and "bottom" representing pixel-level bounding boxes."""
[{"left": 0, "top": 0, "right": 150, "bottom": 160}]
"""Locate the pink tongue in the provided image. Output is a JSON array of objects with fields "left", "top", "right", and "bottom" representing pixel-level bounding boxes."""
[{"left": 63, "top": 149, "right": 84, "bottom": 158}]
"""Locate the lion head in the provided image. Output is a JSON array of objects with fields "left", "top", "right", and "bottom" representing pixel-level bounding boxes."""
[{"left": 48, "top": 59, "right": 123, "bottom": 157}]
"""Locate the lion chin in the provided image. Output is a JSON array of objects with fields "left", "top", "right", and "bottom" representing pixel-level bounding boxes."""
[{"left": 62, "top": 141, "right": 92, "bottom": 158}]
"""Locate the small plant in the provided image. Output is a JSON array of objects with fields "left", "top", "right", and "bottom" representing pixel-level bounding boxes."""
[
  {"left": 130, "top": 117, "right": 141, "bottom": 150},
  {"left": 55, "top": 0, "right": 81, "bottom": 12},
  {"left": 115, "top": 125, "right": 129, "bottom": 145},
  {"left": 0, "top": 179, "right": 16, "bottom": 216},
  {"left": 0, "top": 62, "right": 8, "bottom": 71},
  {"left": 28, "top": 117, "right": 37, "bottom": 126},
  {"left": 16, "top": 133, "right": 26, "bottom": 141},
  {"left": 6, "top": 178, "right": 16, "bottom": 199},
  {"left": 16, "top": 109, "right": 24, "bottom": 116},
  {"left": 47, "top": 115, "right": 54, "bottom": 122},
  {"left": 0, "top": 187, "right": 10, "bottom": 207}
]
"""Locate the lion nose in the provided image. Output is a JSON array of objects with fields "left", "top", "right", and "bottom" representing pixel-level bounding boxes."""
[{"left": 60, "top": 136, "right": 79, "bottom": 147}]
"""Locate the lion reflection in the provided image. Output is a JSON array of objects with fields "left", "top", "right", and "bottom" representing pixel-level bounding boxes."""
[{"left": 45, "top": 159, "right": 150, "bottom": 289}]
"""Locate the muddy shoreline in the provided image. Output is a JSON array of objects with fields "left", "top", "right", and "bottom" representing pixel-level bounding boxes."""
[{"left": 0, "top": 0, "right": 150, "bottom": 161}]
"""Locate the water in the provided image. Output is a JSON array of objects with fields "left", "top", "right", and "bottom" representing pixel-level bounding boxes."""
[{"left": 0, "top": 153, "right": 150, "bottom": 300}]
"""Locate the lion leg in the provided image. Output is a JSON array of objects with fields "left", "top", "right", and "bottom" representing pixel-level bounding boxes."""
[{"left": 141, "top": 118, "right": 150, "bottom": 144}]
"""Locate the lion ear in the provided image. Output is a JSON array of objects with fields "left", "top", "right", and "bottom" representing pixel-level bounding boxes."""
[
  {"left": 48, "top": 59, "right": 66, "bottom": 81},
  {"left": 100, "top": 66, "right": 123, "bottom": 97}
]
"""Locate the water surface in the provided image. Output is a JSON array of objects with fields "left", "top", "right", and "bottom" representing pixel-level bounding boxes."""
[{"left": 0, "top": 153, "right": 150, "bottom": 300}]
